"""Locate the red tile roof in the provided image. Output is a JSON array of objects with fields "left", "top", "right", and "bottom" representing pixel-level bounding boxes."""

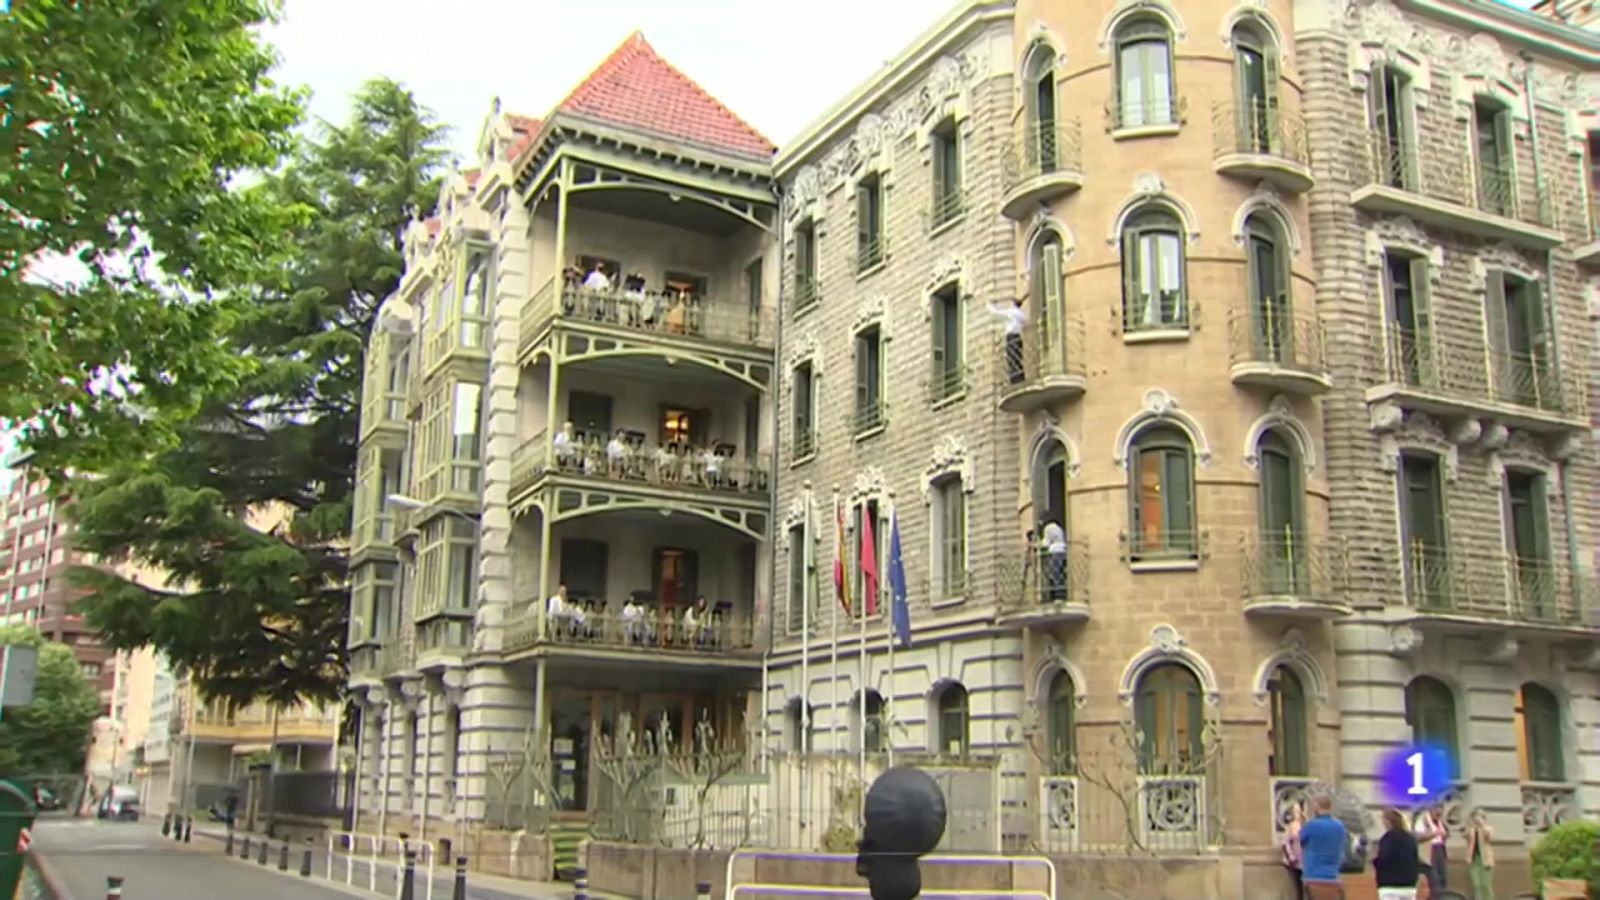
[
  {"left": 557, "top": 31, "right": 774, "bottom": 161},
  {"left": 506, "top": 114, "right": 541, "bottom": 159},
  {"left": 463, "top": 168, "right": 482, "bottom": 188},
  {"left": 424, "top": 217, "right": 441, "bottom": 238}
]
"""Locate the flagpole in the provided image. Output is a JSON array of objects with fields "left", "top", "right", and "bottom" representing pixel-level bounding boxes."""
[
  {"left": 857, "top": 510, "right": 870, "bottom": 795},
  {"left": 799, "top": 486, "right": 813, "bottom": 843},
  {"left": 830, "top": 486, "right": 841, "bottom": 754}
]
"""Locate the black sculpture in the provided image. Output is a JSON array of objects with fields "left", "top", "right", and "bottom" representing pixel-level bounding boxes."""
[{"left": 855, "top": 767, "right": 948, "bottom": 900}]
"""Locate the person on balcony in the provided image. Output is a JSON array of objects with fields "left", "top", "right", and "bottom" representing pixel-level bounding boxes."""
[
  {"left": 581, "top": 262, "right": 613, "bottom": 321},
  {"left": 655, "top": 442, "right": 680, "bottom": 484},
  {"left": 988, "top": 297, "right": 1027, "bottom": 385},
  {"left": 546, "top": 584, "right": 574, "bottom": 638},
  {"left": 605, "top": 429, "right": 629, "bottom": 478},
  {"left": 552, "top": 421, "right": 578, "bottom": 470},
  {"left": 1298, "top": 793, "right": 1348, "bottom": 900},
  {"left": 621, "top": 596, "right": 646, "bottom": 645},
  {"left": 701, "top": 445, "right": 722, "bottom": 488},
  {"left": 622, "top": 272, "right": 647, "bottom": 325},
  {"left": 1040, "top": 519, "right": 1068, "bottom": 604},
  {"left": 682, "top": 597, "right": 712, "bottom": 648}
]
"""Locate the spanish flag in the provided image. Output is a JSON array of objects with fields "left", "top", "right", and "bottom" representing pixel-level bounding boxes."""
[{"left": 833, "top": 498, "right": 851, "bottom": 617}]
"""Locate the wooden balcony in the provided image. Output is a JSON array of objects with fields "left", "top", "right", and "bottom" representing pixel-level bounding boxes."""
[
  {"left": 994, "top": 543, "right": 1091, "bottom": 627},
  {"left": 1353, "top": 134, "right": 1565, "bottom": 250},
  {"left": 997, "top": 316, "right": 1087, "bottom": 413},
  {"left": 1239, "top": 531, "right": 1351, "bottom": 619},
  {"left": 1227, "top": 308, "right": 1330, "bottom": 396},
  {"left": 1210, "top": 100, "right": 1313, "bottom": 194},
  {"left": 1000, "top": 119, "right": 1084, "bottom": 221}
]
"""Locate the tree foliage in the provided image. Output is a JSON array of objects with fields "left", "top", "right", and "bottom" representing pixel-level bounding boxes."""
[
  {"left": 67, "top": 80, "right": 451, "bottom": 707},
  {"left": 0, "top": 626, "right": 103, "bottom": 775},
  {"left": 0, "top": 0, "right": 303, "bottom": 471}
]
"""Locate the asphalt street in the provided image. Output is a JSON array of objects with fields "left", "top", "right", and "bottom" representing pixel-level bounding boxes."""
[{"left": 30, "top": 817, "right": 365, "bottom": 900}]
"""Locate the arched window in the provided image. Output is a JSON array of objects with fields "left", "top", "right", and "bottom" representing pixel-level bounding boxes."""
[
  {"left": 1516, "top": 683, "right": 1564, "bottom": 783},
  {"left": 1121, "top": 208, "right": 1187, "bottom": 332},
  {"left": 1245, "top": 213, "right": 1292, "bottom": 364},
  {"left": 935, "top": 682, "right": 970, "bottom": 757},
  {"left": 1135, "top": 662, "right": 1203, "bottom": 773},
  {"left": 1023, "top": 42, "right": 1059, "bottom": 170},
  {"left": 1404, "top": 676, "right": 1458, "bottom": 778},
  {"left": 1030, "top": 230, "right": 1066, "bottom": 364},
  {"left": 1047, "top": 670, "right": 1076, "bottom": 774},
  {"left": 1231, "top": 21, "right": 1279, "bottom": 153},
  {"left": 1257, "top": 429, "right": 1305, "bottom": 593},
  {"left": 1128, "top": 425, "right": 1196, "bottom": 560},
  {"left": 1267, "top": 665, "right": 1308, "bottom": 776},
  {"left": 786, "top": 698, "right": 813, "bottom": 753},
  {"left": 857, "top": 689, "right": 886, "bottom": 753},
  {"left": 1032, "top": 438, "right": 1069, "bottom": 534},
  {"left": 1115, "top": 17, "right": 1175, "bottom": 128}
]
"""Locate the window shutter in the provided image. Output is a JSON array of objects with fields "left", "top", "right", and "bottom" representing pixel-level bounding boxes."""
[
  {"left": 931, "top": 297, "right": 947, "bottom": 384},
  {"left": 1408, "top": 256, "right": 1434, "bottom": 383},
  {"left": 856, "top": 183, "right": 872, "bottom": 256},
  {"left": 1369, "top": 65, "right": 1390, "bottom": 133},
  {"left": 1135, "top": 687, "right": 1157, "bottom": 773},
  {"left": 855, "top": 337, "right": 870, "bottom": 419},
  {"left": 952, "top": 487, "right": 966, "bottom": 586},
  {"left": 1526, "top": 279, "right": 1549, "bottom": 365},
  {"left": 1531, "top": 692, "right": 1563, "bottom": 781},
  {"left": 932, "top": 136, "right": 947, "bottom": 203},
  {"left": 1121, "top": 228, "right": 1141, "bottom": 331},
  {"left": 1042, "top": 241, "right": 1064, "bottom": 352},
  {"left": 1165, "top": 448, "right": 1194, "bottom": 551},
  {"left": 1494, "top": 109, "right": 1515, "bottom": 182},
  {"left": 1184, "top": 680, "right": 1205, "bottom": 771},
  {"left": 1484, "top": 272, "right": 1509, "bottom": 355},
  {"left": 948, "top": 132, "right": 962, "bottom": 195},
  {"left": 1281, "top": 684, "right": 1307, "bottom": 775}
]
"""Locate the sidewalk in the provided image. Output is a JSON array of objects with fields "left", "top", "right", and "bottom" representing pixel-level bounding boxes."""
[{"left": 189, "top": 823, "right": 631, "bottom": 900}]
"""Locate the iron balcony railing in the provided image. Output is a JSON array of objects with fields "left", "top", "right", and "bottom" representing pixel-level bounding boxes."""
[
  {"left": 1360, "top": 134, "right": 1560, "bottom": 230},
  {"left": 792, "top": 275, "right": 820, "bottom": 317},
  {"left": 1002, "top": 119, "right": 1085, "bottom": 193},
  {"left": 996, "top": 542, "right": 1092, "bottom": 613},
  {"left": 851, "top": 398, "right": 888, "bottom": 436},
  {"left": 519, "top": 277, "right": 774, "bottom": 356},
  {"left": 1376, "top": 329, "right": 1586, "bottom": 419},
  {"left": 791, "top": 427, "right": 816, "bottom": 460},
  {"left": 1105, "top": 95, "right": 1186, "bottom": 132},
  {"left": 1120, "top": 529, "right": 1205, "bottom": 564},
  {"left": 510, "top": 430, "right": 772, "bottom": 498},
  {"left": 1226, "top": 306, "right": 1327, "bottom": 379},
  {"left": 1210, "top": 99, "right": 1310, "bottom": 168},
  {"left": 857, "top": 235, "right": 888, "bottom": 273},
  {"left": 1239, "top": 530, "right": 1349, "bottom": 607},
  {"left": 997, "top": 315, "right": 1087, "bottom": 394},
  {"left": 930, "top": 188, "right": 966, "bottom": 229},
  {"left": 1402, "top": 542, "right": 1595, "bottom": 626},
  {"left": 927, "top": 360, "right": 968, "bottom": 405},
  {"left": 501, "top": 607, "right": 758, "bottom": 656}
]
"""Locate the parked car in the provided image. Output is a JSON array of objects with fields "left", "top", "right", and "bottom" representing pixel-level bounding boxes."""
[
  {"left": 32, "top": 786, "right": 60, "bottom": 811},
  {"left": 96, "top": 786, "right": 140, "bottom": 821}
]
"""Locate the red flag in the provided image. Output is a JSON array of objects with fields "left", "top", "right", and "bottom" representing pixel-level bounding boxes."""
[
  {"left": 833, "top": 500, "right": 852, "bottom": 616},
  {"left": 861, "top": 511, "right": 879, "bottom": 616}
]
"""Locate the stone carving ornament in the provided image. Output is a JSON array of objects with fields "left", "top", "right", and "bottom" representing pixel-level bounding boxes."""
[{"left": 921, "top": 435, "right": 976, "bottom": 499}]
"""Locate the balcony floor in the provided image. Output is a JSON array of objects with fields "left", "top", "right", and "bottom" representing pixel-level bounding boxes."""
[
  {"left": 1000, "top": 171, "right": 1084, "bottom": 221},
  {"left": 995, "top": 602, "right": 1091, "bottom": 628},
  {"left": 1243, "top": 595, "right": 1351, "bottom": 620},
  {"left": 1380, "top": 603, "right": 1598, "bottom": 639},
  {"left": 1365, "top": 384, "right": 1586, "bottom": 435},
  {"left": 1231, "top": 363, "right": 1331, "bottom": 396},
  {"left": 1214, "top": 154, "right": 1313, "bottom": 194},
  {"left": 998, "top": 376, "right": 1086, "bottom": 413},
  {"left": 1351, "top": 185, "right": 1562, "bottom": 250}
]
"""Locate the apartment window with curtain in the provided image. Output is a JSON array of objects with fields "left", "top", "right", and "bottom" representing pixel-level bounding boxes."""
[
  {"left": 1135, "top": 663, "right": 1203, "bottom": 774},
  {"left": 1473, "top": 97, "right": 1515, "bottom": 216},
  {"left": 1121, "top": 209, "right": 1187, "bottom": 332},
  {"left": 931, "top": 119, "right": 962, "bottom": 227},
  {"left": 1504, "top": 469, "right": 1554, "bottom": 619},
  {"left": 930, "top": 283, "right": 964, "bottom": 403},
  {"left": 1114, "top": 17, "right": 1175, "bottom": 129},
  {"left": 856, "top": 174, "right": 886, "bottom": 272},
  {"left": 1399, "top": 452, "right": 1448, "bottom": 608},
  {"left": 1383, "top": 250, "right": 1433, "bottom": 387},
  {"left": 932, "top": 477, "right": 966, "bottom": 599},
  {"left": 1128, "top": 426, "right": 1196, "bottom": 560},
  {"left": 853, "top": 325, "right": 885, "bottom": 436},
  {"left": 791, "top": 362, "right": 815, "bottom": 459},
  {"left": 794, "top": 220, "right": 819, "bottom": 313},
  {"left": 1370, "top": 64, "right": 1416, "bottom": 189},
  {"left": 1485, "top": 272, "right": 1551, "bottom": 408}
]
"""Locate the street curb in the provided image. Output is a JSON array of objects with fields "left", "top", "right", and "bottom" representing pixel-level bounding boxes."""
[{"left": 202, "top": 838, "right": 380, "bottom": 900}]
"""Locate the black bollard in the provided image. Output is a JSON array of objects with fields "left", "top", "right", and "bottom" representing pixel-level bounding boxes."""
[
  {"left": 183, "top": 818, "right": 192, "bottom": 843},
  {"left": 398, "top": 848, "right": 417, "bottom": 900},
  {"left": 225, "top": 830, "right": 234, "bottom": 856},
  {"left": 171, "top": 815, "right": 182, "bottom": 841},
  {"left": 451, "top": 855, "right": 468, "bottom": 900},
  {"left": 161, "top": 813, "right": 171, "bottom": 837},
  {"left": 696, "top": 880, "right": 712, "bottom": 900},
  {"left": 241, "top": 835, "right": 252, "bottom": 859},
  {"left": 278, "top": 840, "right": 290, "bottom": 871},
  {"left": 573, "top": 866, "right": 589, "bottom": 900},
  {"left": 105, "top": 875, "right": 125, "bottom": 900},
  {"left": 257, "top": 836, "right": 269, "bottom": 865},
  {"left": 300, "top": 839, "right": 313, "bottom": 877}
]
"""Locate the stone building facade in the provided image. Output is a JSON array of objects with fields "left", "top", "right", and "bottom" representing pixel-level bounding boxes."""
[{"left": 345, "top": 0, "right": 1600, "bottom": 894}]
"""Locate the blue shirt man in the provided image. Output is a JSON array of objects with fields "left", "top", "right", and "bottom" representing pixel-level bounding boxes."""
[{"left": 1299, "top": 794, "right": 1350, "bottom": 889}]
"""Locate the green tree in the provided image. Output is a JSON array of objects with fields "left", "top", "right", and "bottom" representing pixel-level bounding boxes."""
[
  {"left": 1, "top": 0, "right": 303, "bottom": 472},
  {"left": 1532, "top": 820, "right": 1600, "bottom": 897},
  {"left": 66, "top": 80, "right": 451, "bottom": 707},
  {"left": 0, "top": 626, "right": 103, "bottom": 775}
]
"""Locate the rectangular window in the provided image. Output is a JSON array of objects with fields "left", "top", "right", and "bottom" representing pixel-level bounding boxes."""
[
  {"left": 1383, "top": 251, "right": 1432, "bottom": 387},
  {"left": 1485, "top": 273, "right": 1551, "bottom": 408},
  {"left": 794, "top": 221, "right": 819, "bottom": 313},
  {"left": 1122, "top": 221, "right": 1186, "bottom": 331},
  {"left": 853, "top": 326, "right": 885, "bottom": 435},
  {"left": 856, "top": 174, "right": 885, "bottom": 272},
  {"left": 935, "top": 479, "right": 966, "bottom": 598},
  {"left": 449, "top": 382, "right": 484, "bottom": 494},
  {"left": 787, "top": 523, "right": 808, "bottom": 632},
  {"left": 1370, "top": 65, "right": 1415, "bottom": 189},
  {"left": 1473, "top": 99, "right": 1515, "bottom": 216},
  {"left": 1504, "top": 470, "right": 1553, "bottom": 618},
  {"left": 659, "top": 406, "right": 707, "bottom": 446},
  {"left": 1117, "top": 26, "right": 1175, "bottom": 127},
  {"left": 1399, "top": 453, "right": 1448, "bottom": 607},
  {"left": 745, "top": 258, "right": 764, "bottom": 314},
  {"left": 652, "top": 546, "right": 698, "bottom": 611},
  {"left": 1131, "top": 435, "right": 1196, "bottom": 559},
  {"left": 931, "top": 121, "right": 962, "bottom": 226},
  {"left": 930, "top": 284, "right": 963, "bottom": 403},
  {"left": 792, "top": 362, "right": 815, "bottom": 458},
  {"left": 458, "top": 245, "right": 493, "bottom": 349}
]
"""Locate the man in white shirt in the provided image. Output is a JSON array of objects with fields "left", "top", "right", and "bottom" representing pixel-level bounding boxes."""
[
  {"left": 1041, "top": 520, "right": 1068, "bottom": 603},
  {"left": 605, "top": 429, "right": 629, "bottom": 478},
  {"left": 988, "top": 298, "right": 1027, "bottom": 385},
  {"left": 546, "top": 584, "right": 572, "bottom": 637},
  {"left": 581, "top": 263, "right": 612, "bottom": 293},
  {"left": 552, "top": 420, "right": 578, "bottom": 470},
  {"left": 700, "top": 446, "right": 722, "bottom": 488},
  {"left": 621, "top": 597, "right": 644, "bottom": 644}
]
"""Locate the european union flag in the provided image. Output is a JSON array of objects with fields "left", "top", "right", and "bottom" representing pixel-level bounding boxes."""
[{"left": 888, "top": 512, "right": 911, "bottom": 648}]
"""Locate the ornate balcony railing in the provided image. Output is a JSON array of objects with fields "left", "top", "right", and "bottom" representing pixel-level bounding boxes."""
[
  {"left": 1376, "top": 329, "right": 1587, "bottom": 420},
  {"left": 519, "top": 277, "right": 773, "bottom": 356},
  {"left": 1002, "top": 119, "right": 1085, "bottom": 193},
  {"left": 1521, "top": 781, "right": 1578, "bottom": 836},
  {"left": 1402, "top": 543, "right": 1594, "bottom": 627},
  {"left": 1360, "top": 134, "right": 1559, "bottom": 231},
  {"left": 997, "top": 543, "right": 1091, "bottom": 614},
  {"left": 501, "top": 607, "right": 758, "bottom": 657},
  {"left": 997, "top": 315, "right": 1087, "bottom": 394},
  {"left": 792, "top": 275, "right": 820, "bottom": 317},
  {"left": 1226, "top": 307, "right": 1327, "bottom": 380},
  {"left": 1105, "top": 95, "right": 1186, "bottom": 132},
  {"left": 1485, "top": 345, "right": 1586, "bottom": 418},
  {"left": 927, "top": 360, "right": 967, "bottom": 405},
  {"left": 510, "top": 430, "right": 771, "bottom": 499},
  {"left": 1240, "top": 531, "right": 1348, "bottom": 608},
  {"left": 1120, "top": 529, "right": 1205, "bottom": 564},
  {"left": 857, "top": 235, "right": 888, "bottom": 273},
  {"left": 1210, "top": 100, "right": 1310, "bottom": 167},
  {"left": 930, "top": 188, "right": 966, "bottom": 229},
  {"left": 851, "top": 399, "right": 888, "bottom": 437}
]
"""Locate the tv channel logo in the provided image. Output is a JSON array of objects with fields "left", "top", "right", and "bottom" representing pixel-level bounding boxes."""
[{"left": 1376, "top": 743, "right": 1455, "bottom": 807}]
